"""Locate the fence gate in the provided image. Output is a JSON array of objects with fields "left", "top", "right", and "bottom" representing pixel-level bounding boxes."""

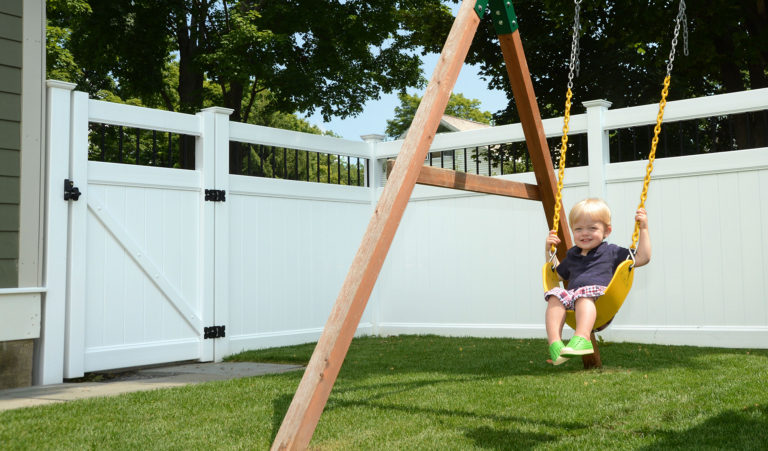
[{"left": 47, "top": 89, "right": 227, "bottom": 380}]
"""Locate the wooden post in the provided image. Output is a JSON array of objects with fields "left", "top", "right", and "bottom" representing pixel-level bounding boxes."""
[
  {"left": 270, "top": 1, "right": 481, "bottom": 449},
  {"left": 583, "top": 332, "right": 603, "bottom": 369},
  {"left": 497, "top": 31, "right": 572, "bottom": 258}
]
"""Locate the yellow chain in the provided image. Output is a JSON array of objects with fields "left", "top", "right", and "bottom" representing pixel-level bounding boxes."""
[
  {"left": 550, "top": 88, "right": 573, "bottom": 255},
  {"left": 631, "top": 75, "right": 670, "bottom": 250}
]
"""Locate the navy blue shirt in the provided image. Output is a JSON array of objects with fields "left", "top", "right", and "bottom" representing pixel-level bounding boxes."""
[{"left": 556, "top": 242, "right": 631, "bottom": 289}]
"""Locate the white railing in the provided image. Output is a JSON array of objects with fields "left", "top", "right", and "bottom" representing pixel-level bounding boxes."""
[{"left": 37, "top": 82, "right": 768, "bottom": 384}]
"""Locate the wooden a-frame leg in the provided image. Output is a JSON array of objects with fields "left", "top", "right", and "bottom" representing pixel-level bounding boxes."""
[
  {"left": 497, "top": 31, "right": 572, "bottom": 258},
  {"left": 582, "top": 332, "right": 603, "bottom": 369},
  {"left": 270, "top": 1, "right": 481, "bottom": 449}
]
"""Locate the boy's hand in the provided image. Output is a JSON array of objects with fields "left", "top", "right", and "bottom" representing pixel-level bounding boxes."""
[
  {"left": 545, "top": 230, "right": 561, "bottom": 251},
  {"left": 635, "top": 208, "right": 649, "bottom": 229}
]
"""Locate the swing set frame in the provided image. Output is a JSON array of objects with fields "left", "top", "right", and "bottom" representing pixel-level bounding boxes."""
[
  {"left": 270, "top": 0, "right": 687, "bottom": 446},
  {"left": 271, "top": 1, "right": 586, "bottom": 448}
]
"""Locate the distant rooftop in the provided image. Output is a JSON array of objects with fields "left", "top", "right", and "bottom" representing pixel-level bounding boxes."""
[
  {"left": 400, "top": 114, "right": 490, "bottom": 138},
  {"left": 438, "top": 114, "right": 490, "bottom": 132}
]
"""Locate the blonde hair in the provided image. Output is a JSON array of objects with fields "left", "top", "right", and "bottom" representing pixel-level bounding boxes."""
[{"left": 569, "top": 198, "right": 612, "bottom": 228}]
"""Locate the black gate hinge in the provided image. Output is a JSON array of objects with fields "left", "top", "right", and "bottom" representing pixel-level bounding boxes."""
[
  {"left": 205, "top": 189, "right": 226, "bottom": 202},
  {"left": 204, "top": 325, "right": 226, "bottom": 339},
  {"left": 64, "top": 179, "right": 82, "bottom": 201}
]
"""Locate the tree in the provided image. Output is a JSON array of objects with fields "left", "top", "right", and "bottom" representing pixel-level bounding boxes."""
[
  {"left": 48, "top": 0, "right": 455, "bottom": 123},
  {"left": 385, "top": 92, "right": 493, "bottom": 138},
  {"left": 467, "top": 1, "right": 767, "bottom": 121}
]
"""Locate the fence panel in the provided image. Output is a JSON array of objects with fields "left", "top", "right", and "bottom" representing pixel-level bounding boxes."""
[
  {"left": 377, "top": 147, "right": 768, "bottom": 347},
  {"left": 225, "top": 175, "right": 373, "bottom": 352}
]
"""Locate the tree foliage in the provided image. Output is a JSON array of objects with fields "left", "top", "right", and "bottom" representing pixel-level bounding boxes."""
[
  {"left": 385, "top": 92, "right": 493, "bottom": 138},
  {"left": 466, "top": 0, "right": 768, "bottom": 124},
  {"left": 47, "top": 0, "right": 454, "bottom": 128}
]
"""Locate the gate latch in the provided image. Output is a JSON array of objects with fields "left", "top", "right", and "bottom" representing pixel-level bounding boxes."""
[
  {"left": 205, "top": 189, "right": 226, "bottom": 202},
  {"left": 204, "top": 325, "right": 226, "bottom": 339},
  {"left": 64, "top": 179, "right": 82, "bottom": 201}
]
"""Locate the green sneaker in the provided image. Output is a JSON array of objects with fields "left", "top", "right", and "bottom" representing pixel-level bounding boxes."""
[
  {"left": 561, "top": 336, "right": 594, "bottom": 357},
  {"left": 548, "top": 340, "right": 569, "bottom": 365}
]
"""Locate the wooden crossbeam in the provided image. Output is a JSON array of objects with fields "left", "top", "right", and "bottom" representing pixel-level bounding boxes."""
[{"left": 386, "top": 160, "right": 541, "bottom": 200}]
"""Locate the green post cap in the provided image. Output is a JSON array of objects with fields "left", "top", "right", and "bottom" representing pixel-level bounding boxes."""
[
  {"left": 474, "top": 0, "right": 489, "bottom": 19},
  {"left": 488, "top": 0, "right": 519, "bottom": 34}
]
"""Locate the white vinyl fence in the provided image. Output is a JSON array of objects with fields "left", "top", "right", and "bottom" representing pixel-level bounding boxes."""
[{"left": 38, "top": 81, "right": 768, "bottom": 384}]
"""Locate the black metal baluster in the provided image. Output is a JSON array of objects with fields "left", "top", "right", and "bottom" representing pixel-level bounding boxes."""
[
  {"left": 294, "top": 149, "right": 299, "bottom": 179},
  {"left": 475, "top": 147, "right": 479, "bottom": 174},
  {"left": 178, "top": 134, "right": 184, "bottom": 168},
  {"left": 100, "top": 124, "right": 107, "bottom": 161},
  {"left": 259, "top": 145, "right": 265, "bottom": 176},
  {"left": 246, "top": 144, "right": 252, "bottom": 175},
  {"left": 500, "top": 146, "right": 504, "bottom": 175},
  {"left": 152, "top": 130, "right": 157, "bottom": 166},
  {"left": 347, "top": 156, "right": 351, "bottom": 185},
  {"left": 327, "top": 153, "right": 331, "bottom": 183},
  {"left": 763, "top": 110, "right": 768, "bottom": 147},
  {"left": 728, "top": 115, "right": 735, "bottom": 150},
  {"left": 693, "top": 120, "right": 700, "bottom": 152},
  {"left": 487, "top": 147, "right": 491, "bottom": 175},
  {"left": 135, "top": 129, "right": 140, "bottom": 164},
  {"left": 632, "top": 128, "right": 637, "bottom": 161},
  {"left": 118, "top": 126, "right": 124, "bottom": 163},
  {"left": 463, "top": 148, "right": 467, "bottom": 172},
  {"left": 357, "top": 159, "right": 360, "bottom": 186},
  {"left": 283, "top": 148, "right": 287, "bottom": 178},
  {"left": 167, "top": 132, "right": 173, "bottom": 167},
  {"left": 270, "top": 146, "right": 275, "bottom": 178}
]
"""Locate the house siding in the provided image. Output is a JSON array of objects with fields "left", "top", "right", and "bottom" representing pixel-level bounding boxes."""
[{"left": 0, "top": 0, "right": 22, "bottom": 288}]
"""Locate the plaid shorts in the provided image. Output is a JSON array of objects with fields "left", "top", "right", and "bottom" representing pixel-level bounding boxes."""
[{"left": 544, "top": 285, "right": 607, "bottom": 311}]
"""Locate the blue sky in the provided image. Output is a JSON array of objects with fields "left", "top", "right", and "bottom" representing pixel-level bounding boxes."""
[
  {"left": 305, "top": 53, "right": 509, "bottom": 141},
  {"left": 304, "top": 2, "right": 510, "bottom": 141}
]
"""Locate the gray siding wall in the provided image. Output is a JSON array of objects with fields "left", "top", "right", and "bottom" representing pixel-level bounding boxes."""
[{"left": 0, "top": 0, "right": 22, "bottom": 287}]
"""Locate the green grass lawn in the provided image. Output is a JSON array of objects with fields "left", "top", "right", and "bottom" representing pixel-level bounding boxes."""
[{"left": 1, "top": 335, "right": 767, "bottom": 450}]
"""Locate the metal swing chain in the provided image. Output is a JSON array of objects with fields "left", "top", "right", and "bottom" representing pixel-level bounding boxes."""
[
  {"left": 630, "top": 0, "right": 688, "bottom": 252},
  {"left": 665, "top": 0, "right": 689, "bottom": 77},
  {"left": 550, "top": 0, "right": 582, "bottom": 259}
]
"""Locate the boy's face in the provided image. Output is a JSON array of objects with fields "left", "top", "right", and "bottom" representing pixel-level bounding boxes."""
[{"left": 571, "top": 218, "right": 611, "bottom": 254}]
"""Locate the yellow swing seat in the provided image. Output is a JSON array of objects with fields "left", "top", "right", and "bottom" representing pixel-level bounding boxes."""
[{"left": 542, "top": 259, "right": 635, "bottom": 331}]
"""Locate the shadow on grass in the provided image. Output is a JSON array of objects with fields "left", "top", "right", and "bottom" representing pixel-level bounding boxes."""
[
  {"left": 259, "top": 338, "right": 768, "bottom": 447},
  {"left": 231, "top": 335, "right": 768, "bottom": 381},
  {"left": 465, "top": 426, "right": 557, "bottom": 450},
  {"left": 268, "top": 376, "right": 588, "bottom": 446},
  {"left": 637, "top": 404, "right": 768, "bottom": 449},
  {"left": 270, "top": 394, "right": 292, "bottom": 443}
]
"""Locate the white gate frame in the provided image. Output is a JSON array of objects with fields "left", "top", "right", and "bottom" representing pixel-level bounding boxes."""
[{"left": 39, "top": 83, "right": 235, "bottom": 382}]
